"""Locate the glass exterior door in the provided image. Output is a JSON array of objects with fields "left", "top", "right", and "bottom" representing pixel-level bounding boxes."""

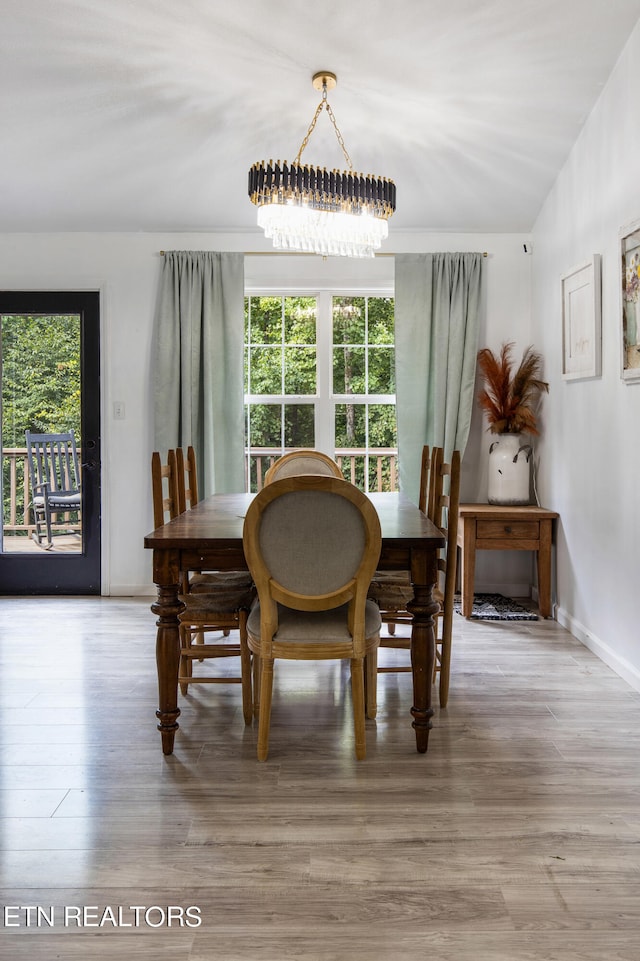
[{"left": 0, "top": 291, "right": 101, "bottom": 593}]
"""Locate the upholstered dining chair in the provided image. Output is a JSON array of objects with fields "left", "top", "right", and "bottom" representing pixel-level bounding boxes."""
[
  {"left": 243, "top": 475, "right": 382, "bottom": 761},
  {"left": 151, "top": 449, "right": 254, "bottom": 722},
  {"left": 263, "top": 448, "right": 343, "bottom": 484},
  {"left": 368, "top": 448, "right": 461, "bottom": 708}
]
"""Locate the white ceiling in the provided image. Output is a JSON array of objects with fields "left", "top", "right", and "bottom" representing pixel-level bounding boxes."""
[{"left": 3, "top": 0, "right": 640, "bottom": 235}]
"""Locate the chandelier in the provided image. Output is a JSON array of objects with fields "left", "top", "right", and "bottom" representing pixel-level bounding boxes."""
[{"left": 248, "top": 72, "right": 396, "bottom": 258}]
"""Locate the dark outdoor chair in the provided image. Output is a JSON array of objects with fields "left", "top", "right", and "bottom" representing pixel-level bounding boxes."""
[{"left": 25, "top": 430, "right": 82, "bottom": 549}]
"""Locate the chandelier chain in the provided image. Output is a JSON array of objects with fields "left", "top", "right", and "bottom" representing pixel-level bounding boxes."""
[{"left": 294, "top": 97, "right": 353, "bottom": 170}]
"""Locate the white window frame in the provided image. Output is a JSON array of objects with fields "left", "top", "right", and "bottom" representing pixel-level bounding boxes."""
[{"left": 244, "top": 282, "right": 395, "bottom": 491}]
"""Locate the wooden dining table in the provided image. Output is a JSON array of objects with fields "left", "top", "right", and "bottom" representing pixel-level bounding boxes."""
[{"left": 144, "top": 491, "right": 445, "bottom": 756}]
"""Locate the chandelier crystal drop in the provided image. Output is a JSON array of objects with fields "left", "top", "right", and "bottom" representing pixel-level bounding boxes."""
[{"left": 248, "top": 72, "right": 396, "bottom": 258}]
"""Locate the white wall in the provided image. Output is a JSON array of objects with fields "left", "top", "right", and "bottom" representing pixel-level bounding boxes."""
[
  {"left": 531, "top": 20, "right": 640, "bottom": 689},
  {"left": 0, "top": 229, "right": 531, "bottom": 596}
]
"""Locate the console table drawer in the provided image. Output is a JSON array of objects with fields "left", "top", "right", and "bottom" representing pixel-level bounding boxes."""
[{"left": 477, "top": 520, "right": 540, "bottom": 540}]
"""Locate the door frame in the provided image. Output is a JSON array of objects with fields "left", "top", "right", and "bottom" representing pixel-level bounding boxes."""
[{"left": 0, "top": 290, "right": 101, "bottom": 594}]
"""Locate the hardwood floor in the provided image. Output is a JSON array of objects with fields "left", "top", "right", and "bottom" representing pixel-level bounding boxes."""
[{"left": 1, "top": 596, "right": 640, "bottom": 959}]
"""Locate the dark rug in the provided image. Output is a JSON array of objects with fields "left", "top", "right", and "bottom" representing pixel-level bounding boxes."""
[{"left": 454, "top": 593, "right": 538, "bottom": 621}]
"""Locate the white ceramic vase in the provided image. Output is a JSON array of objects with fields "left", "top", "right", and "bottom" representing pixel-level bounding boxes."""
[{"left": 487, "top": 433, "right": 532, "bottom": 505}]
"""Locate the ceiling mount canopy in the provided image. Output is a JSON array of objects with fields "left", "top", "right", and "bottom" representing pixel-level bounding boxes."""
[{"left": 248, "top": 71, "right": 396, "bottom": 258}]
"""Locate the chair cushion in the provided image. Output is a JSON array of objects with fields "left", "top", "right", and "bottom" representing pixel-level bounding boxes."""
[
  {"left": 189, "top": 570, "right": 253, "bottom": 593},
  {"left": 368, "top": 570, "right": 414, "bottom": 608},
  {"left": 248, "top": 599, "right": 381, "bottom": 644},
  {"left": 34, "top": 493, "right": 81, "bottom": 508},
  {"left": 180, "top": 584, "right": 255, "bottom": 615}
]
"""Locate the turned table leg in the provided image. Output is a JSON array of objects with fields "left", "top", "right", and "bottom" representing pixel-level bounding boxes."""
[
  {"left": 407, "top": 582, "right": 440, "bottom": 754},
  {"left": 151, "top": 550, "right": 184, "bottom": 755}
]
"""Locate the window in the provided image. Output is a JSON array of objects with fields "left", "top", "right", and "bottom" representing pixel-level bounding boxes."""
[{"left": 244, "top": 293, "right": 396, "bottom": 492}]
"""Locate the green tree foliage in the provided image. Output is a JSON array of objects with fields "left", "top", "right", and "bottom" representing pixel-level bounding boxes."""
[
  {"left": 333, "top": 297, "right": 396, "bottom": 451},
  {"left": 245, "top": 297, "right": 318, "bottom": 451},
  {"left": 2, "top": 314, "right": 81, "bottom": 527},
  {"left": 2, "top": 314, "right": 81, "bottom": 444}
]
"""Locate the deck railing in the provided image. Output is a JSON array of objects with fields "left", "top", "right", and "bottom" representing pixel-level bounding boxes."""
[
  {"left": 2, "top": 446, "right": 399, "bottom": 538},
  {"left": 248, "top": 448, "right": 399, "bottom": 492},
  {"left": 2, "top": 447, "right": 31, "bottom": 534}
]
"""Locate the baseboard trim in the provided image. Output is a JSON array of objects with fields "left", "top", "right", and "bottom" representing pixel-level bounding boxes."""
[
  {"left": 108, "top": 585, "right": 156, "bottom": 597},
  {"left": 556, "top": 604, "right": 640, "bottom": 694}
]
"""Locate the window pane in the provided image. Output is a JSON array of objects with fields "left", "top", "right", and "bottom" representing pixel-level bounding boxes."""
[
  {"left": 368, "top": 404, "right": 397, "bottom": 448},
  {"left": 284, "top": 347, "right": 316, "bottom": 394},
  {"left": 368, "top": 347, "right": 395, "bottom": 394},
  {"left": 249, "top": 404, "right": 281, "bottom": 447},
  {"left": 249, "top": 296, "right": 282, "bottom": 344},
  {"left": 249, "top": 346, "right": 281, "bottom": 394},
  {"left": 333, "top": 297, "right": 365, "bottom": 343},
  {"left": 333, "top": 346, "right": 365, "bottom": 394},
  {"left": 367, "top": 297, "right": 395, "bottom": 345},
  {"left": 284, "top": 404, "right": 315, "bottom": 447},
  {"left": 335, "top": 402, "right": 365, "bottom": 448},
  {"left": 284, "top": 297, "right": 316, "bottom": 343}
]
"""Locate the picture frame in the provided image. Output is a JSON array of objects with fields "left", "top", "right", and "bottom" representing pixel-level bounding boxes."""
[
  {"left": 561, "top": 254, "right": 601, "bottom": 381},
  {"left": 620, "top": 218, "right": 640, "bottom": 383}
]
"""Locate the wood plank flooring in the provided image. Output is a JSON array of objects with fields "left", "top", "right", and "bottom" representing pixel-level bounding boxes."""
[{"left": 1, "top": 596, "right": 640, "bottom": 959}]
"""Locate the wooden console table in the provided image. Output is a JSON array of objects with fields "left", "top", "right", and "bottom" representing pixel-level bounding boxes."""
[{"left": 457, "top": 504, "right": 559, "bottom": 618}]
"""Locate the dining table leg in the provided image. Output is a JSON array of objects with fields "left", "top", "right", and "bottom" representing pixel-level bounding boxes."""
[
  {"left": 151, "top": 549, "right": 184, "bottom": 755},
  {"left": 407, "top": 580, "right": 440, "bottom": 753}
]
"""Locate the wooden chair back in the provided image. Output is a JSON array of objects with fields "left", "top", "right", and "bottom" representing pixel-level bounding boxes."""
[
  {"left": 433, "top": 450, "right": 461, "bottom": 706},
  {"left": 264, "top": 449, "right": 343, "bottom": 485},
  {"left": 175, "top": 445, "right": 199, "bottom": 513},
  {"left": 151, "top": 449, "right": 179, "bottom": 529},
  {"left": 26, "top": 430, "right": 81, "bottom": 500},
  {"left": 243, "top": 475, "right": 381, "bottom": 659},
  {"left": 417, "top": 444, "right": 431, "bottom": 514},
  {"left": 434, "top": 450, "right": 461, "bottom": 582},
  {"left": 426, "top": 446, "right": 444, "bottom": 522}
]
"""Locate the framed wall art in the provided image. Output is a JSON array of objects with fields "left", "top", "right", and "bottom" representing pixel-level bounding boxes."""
[
  {"left": 620, "top": 219, "right": 640, "bottom": 383},
  {"left": 561, "top": 254, "right": 601, "bottom": 380}
]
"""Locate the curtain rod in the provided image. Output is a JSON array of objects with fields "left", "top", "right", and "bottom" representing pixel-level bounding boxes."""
[{"left": 159, "top": 250, "right": 489, "bottom": 257}]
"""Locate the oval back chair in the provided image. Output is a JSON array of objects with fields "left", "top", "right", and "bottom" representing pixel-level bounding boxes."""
[
  {"left": 264, "top": 449, "right": 343, "bottom": 485},
  {"left": 243, "top": 475, "right": 382, "bottom": 761}
]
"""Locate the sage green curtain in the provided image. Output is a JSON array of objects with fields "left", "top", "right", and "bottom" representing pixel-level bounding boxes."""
[
  {"left": 152, "top": 251, "right": 245, "bottom": 495},
  {"left": 395, "top": 252, "right": 484, "bottom": 505}
]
